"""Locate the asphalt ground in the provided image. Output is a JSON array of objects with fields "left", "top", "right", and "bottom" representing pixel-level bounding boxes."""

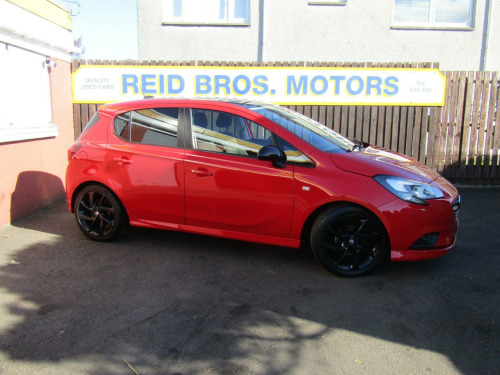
[{"left": 0, "top": 187, "right": 499, "bottom": 375}]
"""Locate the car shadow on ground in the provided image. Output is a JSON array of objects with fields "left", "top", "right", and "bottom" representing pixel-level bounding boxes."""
[{"left": 0, "top": 187, "right": 499, "bottom": 374}]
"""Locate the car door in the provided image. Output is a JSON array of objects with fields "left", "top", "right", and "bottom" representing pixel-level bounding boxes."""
[
  {"left": 106, "top": 107, "right": 186, "bottom": 226},
  {"left": 184, "top": 108, "right": 295, "bottom": 242}
]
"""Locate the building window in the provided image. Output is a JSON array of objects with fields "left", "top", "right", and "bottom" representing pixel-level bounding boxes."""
[
  {"left": 162, "top": 0, "right": 250, "bottom": 26},
  {"left": 0, "top": 44, "right": 57, "bottom": 144},
  {"left": 308, "top": 1, "right": 347, "bottom": 5},
  {"left": 393, "top": 0, "right": 475, "bottom": 29}
]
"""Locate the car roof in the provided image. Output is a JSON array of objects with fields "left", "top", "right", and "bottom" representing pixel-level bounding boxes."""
[{"left": 98, "top": 98, "right": 261, "bottom": 115}]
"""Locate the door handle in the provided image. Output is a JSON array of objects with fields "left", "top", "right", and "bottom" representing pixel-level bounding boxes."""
[
  {"left": 191, "top": 169, "right": 213, "bottom": 177},
  {"left": 113, "top": 157, "right": 133, "bottom": 165}
]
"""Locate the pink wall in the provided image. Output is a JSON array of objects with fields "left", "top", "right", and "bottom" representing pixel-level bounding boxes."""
[{"left": 0, "top": 59, "right": 74, "bottom": 227}]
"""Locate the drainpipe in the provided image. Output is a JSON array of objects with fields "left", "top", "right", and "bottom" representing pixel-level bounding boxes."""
[
  {"left": 257, "top": 0, "right": 264, "bottom": 62},
  {"left": 479, "top": 0, "right": 492, "bottom": 71}
]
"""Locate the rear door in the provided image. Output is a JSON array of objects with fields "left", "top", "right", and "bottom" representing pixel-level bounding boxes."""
[{"left": 106, "top": 107, "right": 186, "bottom": 226}]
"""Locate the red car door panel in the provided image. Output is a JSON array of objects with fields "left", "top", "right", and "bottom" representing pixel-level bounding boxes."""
[
  {"left": 184, "top": 150, "right": 294, "bottom": 239},
  {"left": 106, "top": 142, "right": 185, "bottom": 225}
]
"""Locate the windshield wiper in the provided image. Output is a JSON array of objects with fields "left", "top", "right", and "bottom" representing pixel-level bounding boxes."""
[{"left": 350, "top": 139, "right": 364, "bottom": 152}]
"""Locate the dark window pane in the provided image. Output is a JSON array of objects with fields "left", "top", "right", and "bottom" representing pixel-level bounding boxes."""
[
  {"left": 115, "top": 108, "right": 179, "bottom": 147},
  {"left": 191, "top": 109, "right": 273, "bottom": 158},
  {"left": 114, "top": 112, "right": 131, "bottom": 141}
]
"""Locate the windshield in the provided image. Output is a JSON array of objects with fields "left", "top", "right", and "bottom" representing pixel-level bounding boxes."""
[{"left": 237, "top": 102, "right": 355, "bottom": 153}]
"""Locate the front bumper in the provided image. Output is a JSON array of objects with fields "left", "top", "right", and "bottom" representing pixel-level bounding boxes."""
[{"left": 377, "top": 195, "right": 460, "bottom": 262}]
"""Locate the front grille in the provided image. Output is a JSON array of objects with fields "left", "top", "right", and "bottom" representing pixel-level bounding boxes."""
[{"left": 452, "top": 196, "right": 461, "bottom": 221}]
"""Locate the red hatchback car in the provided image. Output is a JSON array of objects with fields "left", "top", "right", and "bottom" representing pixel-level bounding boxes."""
[{"left": 66, "top": 99, "right": 460, "bottom": 276}]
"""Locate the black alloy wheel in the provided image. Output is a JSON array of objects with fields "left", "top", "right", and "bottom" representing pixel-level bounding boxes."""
[
  {"left": 310, "top": 206, "right": 389, "bottom": 277},
  {"left": 74, "top": 185, "right": 125, "bottom": 241}
]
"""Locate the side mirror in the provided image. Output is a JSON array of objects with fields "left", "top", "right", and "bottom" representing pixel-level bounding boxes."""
[{"left": 257, "top": 145, "right": 286, "bottom": 168}]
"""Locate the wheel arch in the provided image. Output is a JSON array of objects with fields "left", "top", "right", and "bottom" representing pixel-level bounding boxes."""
[
  {"left": 71, "top": 181, "right": 128, "bottom": 224},
  {"left": 300, "top": 200, "right": 391, "bottom": 252}
]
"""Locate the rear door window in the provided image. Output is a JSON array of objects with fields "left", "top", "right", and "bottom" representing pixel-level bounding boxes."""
[{"left": 114, "top": 108, "right": 179, "bottom": 147}]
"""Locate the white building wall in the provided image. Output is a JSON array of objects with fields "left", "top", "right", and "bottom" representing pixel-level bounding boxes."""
[
  {"left": 138, "top": 0, "right": 260, "bottom": 62},
  {"left": 485, "top": 0, "right": 500, "bottom": 70},
  {"left": 0, "top": 0, "right": 77, "bottom": 227},
  {"left": 138, "top": 0, "right": 498, "bottom": 71},
  {"left": 0, "top": 0, "right": 76, "bottom": 62}
]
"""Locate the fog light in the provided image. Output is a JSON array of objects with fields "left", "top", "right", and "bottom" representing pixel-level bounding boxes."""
[{"left": 410, "top": 233, "right": 440, "bottom": 250}]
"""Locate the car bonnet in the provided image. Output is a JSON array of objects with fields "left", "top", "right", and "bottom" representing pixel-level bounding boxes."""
[{"left": 330, "top": 145, "right": 441, "bottom": 183}]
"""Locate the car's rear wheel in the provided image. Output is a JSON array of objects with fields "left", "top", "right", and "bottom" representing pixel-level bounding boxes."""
[
  {"left": 74, "top": 185, "right": 125, "bottom": 241},
  {"left": 310, "top": 205, "right": 389, "bottom": 277}
]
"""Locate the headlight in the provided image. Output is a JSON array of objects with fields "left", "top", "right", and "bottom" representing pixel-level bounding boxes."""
[{"left": 374, "top": 175, "right": 444, "bottom": 205}]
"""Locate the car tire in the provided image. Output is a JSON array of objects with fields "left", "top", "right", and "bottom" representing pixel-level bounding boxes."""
[
  {"left": 74, "top": 185, "right": 126, "bottom": 241},
  {"left": 310, "top": 205, "right": 389, "bottom": 277}
]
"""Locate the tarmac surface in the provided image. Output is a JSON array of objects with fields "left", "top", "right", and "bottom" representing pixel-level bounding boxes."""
[{"left": 0, "top": 187, "right": 499, "bottom": 375}]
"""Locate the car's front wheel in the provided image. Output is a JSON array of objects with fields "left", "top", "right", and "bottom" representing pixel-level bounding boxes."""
[
  {"left": 74, "top": 185, "right": 125, "bottom": 241},
  {"left": 310, "top": 205, "right": 389, "bottom": 277}
]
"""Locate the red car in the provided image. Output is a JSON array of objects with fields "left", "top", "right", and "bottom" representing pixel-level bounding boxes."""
[{"left": 66, "top": 99, "right": 460, "bottom": 277}]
